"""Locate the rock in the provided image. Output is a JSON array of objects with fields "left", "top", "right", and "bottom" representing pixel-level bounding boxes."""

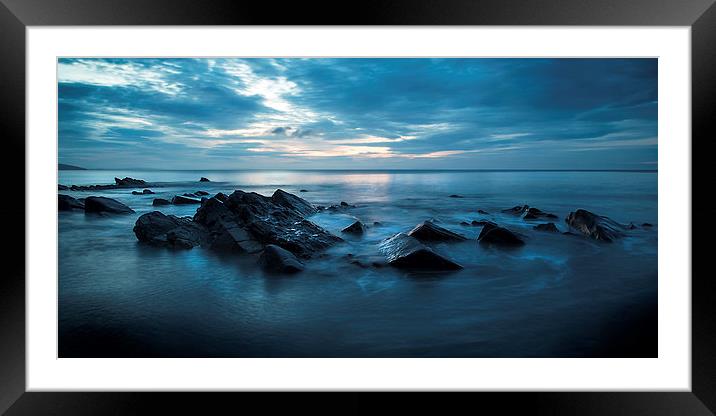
[
  {"left": 627, "top": 223, "right": 638, "bottom": 230},
  {"left": 195, "top": 190, "right": 209, "bottom": 196},
  {"left": 258, "top": 244, "right": 304, "bottom": 274},
  {"left": 565, "top": 209, "right": 626, "bottom": 242},
  {"left": 271, "top": 188, "right": 317, "bottom": 217},
  {"left": 373, "top": 221, "right": 382, "bottom": 226},
  {"left": 477, "top": 222, "right": 498, "bottom": 239},
  {"left": 534, "top": 222, "right": 559, "bottom": 233},
  {"left": 299, "top": 189, "right": 309, "bottom": 192},
  {"left": 408, "top": 221, "right": 467, "bottom": 242},
  {"left": 477, "top": 209, "right": 489, "bottom": 215},
  {"left": 183, "top": 192, "right": 200, "bottom": 198},
  {"left": 378, "top": 233, "right": 462, "bottom": 271},
  {"left": 342, "top": 220, "right": 365, "bottom": 235},
  {"left": 152, "top": 198, "right": 171, "bottom": 206},
  {"left": 478, "top": 224, "right": 525, "bottom": 247},
  {"left": 460, "top": 221, "right": 470, "bottom": 226},
  {"left": 199, "top": 177, "right": 211, "bottom": 182},
  {"left": 214, "top": 192, "right": 228, "bottom": 202},
  {"left": 143, "top": 189, "right": 154, "bottom": 194},
  {"left": 502, "top": 205, "right": 529, "bottom": 215},
  {"left": 472, "top": 220, "right": 495, "bottom": 227},
  {"left": 449, "top": 194, "right": 464, "bottom": 198},
  {"left": 172, "top": 195, "right": 202, "bottom": 205},
  {"left": 523, "top": 207, "right": 558, "bottom": 220},
  {"left": 114, "top": 177, "right": 146, "bottom": 186},
  {"left": 131, "top": 191, "right": 142, "bottom": 195},
  {"left": 58, "top": 194, "right": 84, "bottom": 211},
  {"left": 133, "top": 211, "right": 208, "bottom": 249},
  {"left": 58, "top": 184, "right": 69, "bottom": 191},
  {"left": 84, "top": 196, "right": 134, "bottom": 214},
  {"left": 642, "top": 223, "right": 653, "bottom": 227},
  {"left": 194, "top": 189, "right": 341, "bottom": 258},
  {"left": 340, "top": 201, "right": 349, "bottom": 206}
]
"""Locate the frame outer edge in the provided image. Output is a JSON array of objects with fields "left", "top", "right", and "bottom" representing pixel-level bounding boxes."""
[
  {"left": 2, "top": 0, "right": 714, "bottom": 414},
  {"left": 691, "top": 0, "right": 716, "bottom": 413},
  {"left": 0, "top": 1, "right": 27, "bottom": 415}
]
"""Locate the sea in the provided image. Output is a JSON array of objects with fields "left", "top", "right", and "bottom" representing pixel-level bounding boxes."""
[{"left": 58, "top": 169, "right": 658, "bottom": 357}]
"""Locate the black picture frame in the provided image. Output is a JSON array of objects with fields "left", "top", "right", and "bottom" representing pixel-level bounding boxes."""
[{"left": 1, "top": 0, "right": 712, "bottom": 413}]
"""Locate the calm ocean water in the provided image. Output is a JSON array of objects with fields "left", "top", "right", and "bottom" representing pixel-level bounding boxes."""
[{"left": 58, "top": 170, "right": 657, "bottom": 357}]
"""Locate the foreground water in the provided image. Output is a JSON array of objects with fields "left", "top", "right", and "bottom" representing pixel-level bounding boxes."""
[{"left": 58, "top": 170, "right": 657, "bottom": 357}]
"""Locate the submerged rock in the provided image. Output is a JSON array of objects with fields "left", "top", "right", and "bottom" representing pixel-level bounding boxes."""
[
  {"left": 199, "top": 177, "right": 211, "bottom": 182},
  {"left": 84, "top": 196, "right": 134, "bottom": 214},
  {"left": 258, "top": 244, "right": 304, "bottom": 274},
  {"left": 565, "top": 209, "right": 626, "bottom": 242},
  {"left": 342, "top": 220, "right": 365, "bottom": 235},
  {"left": 58, "top": 184, "right": 69, "bottom": 191},
  {"left": 449, "top": 194, "right": 464, "bottom": 198},
  {"left": 502, "top": 205, "right": 529, "bottom": 215},
  {"left": 58, "top": 194, "right": 84, "bottom": 211},
  {"left": 115, "top": 177, "right": 146, "bottom": 186},
  {"left": 132, "top": 189, "right": 155, "bottom": 195},
  {"left": 408, "top": 221, "right": 467, "bottom": 242},
  {"left": 378, "top": 233, "right": 462, "bottom": 271},
  {"left": 172, "top": 195, "right": 202, "bottom": 205},
  {"left": 299, "top": 189, "right": 309, "bottom": 192},
  {"left": 152, "top": 198, "right": 171, "bottom": 206},
  {"left": 134, "top": 211, "right": 208, "bottom": 249},
  {"left": 642, "top": 223, "right": 653, "bottom": 227},
  {"left": 477, "top": 223, "right": 524, "bottom": 247},
  {"left": 534, "top": 222, "right": 559, "bottom": 233},
  {"left": 477, "top": 209, "right": 489, "bottom": 215},
  {"left": 523, "top": 207, "right": 558, "bottom": 220}
]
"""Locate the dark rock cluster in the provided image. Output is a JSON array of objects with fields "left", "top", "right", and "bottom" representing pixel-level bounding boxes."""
[{"left": 59, "top": 194, "right": 134, "bottom": 214}]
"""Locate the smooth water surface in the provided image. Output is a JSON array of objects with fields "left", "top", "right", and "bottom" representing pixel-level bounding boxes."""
[{"left": 58, "top": 170, "right": 657, "bottom": 357}]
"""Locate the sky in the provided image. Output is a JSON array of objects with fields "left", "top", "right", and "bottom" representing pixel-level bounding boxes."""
[{"left": 58, "top": 58, "right": 657, "bottom": 170}]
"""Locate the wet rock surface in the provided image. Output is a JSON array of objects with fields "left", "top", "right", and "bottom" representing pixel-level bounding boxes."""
[
  {"left": 132, "top": 189, "right": 155, "bottom": 195},
  {"left": 378, "top": 233, "right": 463, "bottom": 271},
  {"left": 523, "top": 207, "right": 558, "bottom": 220},
  {"left": 172, "top": 195, "right": 202, "bottom": 205},
  {"left": 502, "top": 205, "right": 529, "bottom": 215},
  {"left": 115, "top": 177, "right": 146, "bottom": 186},
  {"left": 565, "top": 209, "right": 626, "bottom": 242},
  {"left": 152, "top": 198, "right": 171, "bottom": 206},
  {"left": 199, "top": 177, "right": 211, "bottom": 182},
  {"left": 134, "top": 211, "right": 208, "bottom": 249},
  {"left": 84, "top": 196, "right": 134, "bottom": 214},
  {"left": 342, "top": 220, "right": 365, "bottom": 235},
  {"left": 408, "top": 220, "right": 467, "bottom": 242},
  {"left": 259, "top": 244, "right": 305, "bottom": 274},
  {"left": 58, "top": 194, "right": 85, "bottom": 211},
  {"left": 193, "top": 189, "right": 341, "bottom": 258},
  {"left": 478, "top": 223, "right": 525, "bottom": 247},
  {"left": 534, "top": 222, "right": 559, "bottom": 233}
]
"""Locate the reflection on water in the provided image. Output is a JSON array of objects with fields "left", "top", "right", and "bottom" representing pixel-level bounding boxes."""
[{"left": 58, "top": 170, "right": 657, "bottom": 357}]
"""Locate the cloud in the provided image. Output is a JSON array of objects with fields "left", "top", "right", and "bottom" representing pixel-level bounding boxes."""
[{"left": 58, "top": 58, "right": 658, "bottom": 169}]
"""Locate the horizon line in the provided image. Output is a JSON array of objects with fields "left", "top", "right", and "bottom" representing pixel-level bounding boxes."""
[{"left": 59, "top": 167, "right": 658, "bottom": 173}]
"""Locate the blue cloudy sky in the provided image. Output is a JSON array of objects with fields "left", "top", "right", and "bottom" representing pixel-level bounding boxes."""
[{"left": 58, "top": 58, "right": 657, "bottom": 170}]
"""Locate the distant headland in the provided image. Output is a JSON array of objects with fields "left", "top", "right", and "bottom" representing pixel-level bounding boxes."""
[{"left": 58, "top": 163, "right": 86, "bottom": 170}]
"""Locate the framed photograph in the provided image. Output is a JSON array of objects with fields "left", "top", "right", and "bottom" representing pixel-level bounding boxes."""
[{"left": 2, "top": 0, "right": 712, "bottom": 413}]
